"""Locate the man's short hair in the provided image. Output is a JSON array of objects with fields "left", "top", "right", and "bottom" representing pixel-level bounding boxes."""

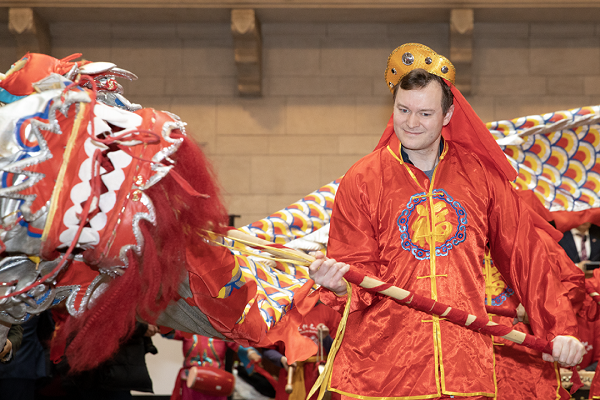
[{"left": 392, "top": 69, "right": 454, "bottom": 115}]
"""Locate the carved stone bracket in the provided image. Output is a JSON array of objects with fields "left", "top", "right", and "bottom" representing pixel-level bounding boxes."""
[
  {"left": 231, "top": 9, "right": 262, "bottom": 96},
  {"left": 8, "top": 8, "right": 51, "bottom": 58},
  {"left": 450, "top": 9, "right": 474, "bottom": 95}
]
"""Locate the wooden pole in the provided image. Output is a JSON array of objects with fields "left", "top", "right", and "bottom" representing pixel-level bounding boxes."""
[
  {"left": 285, "top": 365, "right": 295, "bottom": 394},
  {"left": 224, "top": 229, "right": 545, "bottom": 351}
]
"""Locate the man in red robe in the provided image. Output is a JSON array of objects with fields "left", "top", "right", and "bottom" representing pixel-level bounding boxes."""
[
  {"left": 263, "top": 302, "right": 341, "bottom": 400},
  {"left": 308, "top": 43, "right": 585, "bottom": 400}
]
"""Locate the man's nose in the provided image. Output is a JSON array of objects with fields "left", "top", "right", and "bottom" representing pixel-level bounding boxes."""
[{"left": 407, "top": 113, "right": 419, "bottom": 128}]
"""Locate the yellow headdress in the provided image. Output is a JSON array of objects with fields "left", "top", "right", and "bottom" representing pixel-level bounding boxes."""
[
  {"left": 378, "top": 43, "right": 517, "bottom": 183},
  {"left": 384, "top": 43, "right": 456, "bottom": 92}
]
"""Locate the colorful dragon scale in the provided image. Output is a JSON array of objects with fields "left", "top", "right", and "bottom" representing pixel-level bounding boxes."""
[
  {"left": 210, "top": 178, "right": 341, "bottom": 329},
  {"left": 488, "top": 105, "right": 600, "bottom": 212}
]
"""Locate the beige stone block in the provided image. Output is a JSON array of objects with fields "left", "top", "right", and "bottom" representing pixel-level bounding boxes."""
[
  {"left": 320, "top": 155, "right": 359, "bottom": 183},
  {"left": 546, "top": 76, "right": 584, "bottom": 96},
  {"left": 165, "top": 76, "right": 235, "bottom": 96},
  {"left": 265, "top": 77, "right": 338, "bottom": 96},
  {"left": 473, "top": 76, "right": 546, "bottom": 96},
  {"left": 215, "top": 136, "right": 270, "bottom": 156},
  {"left": 385, "top": 26, "right": 449, "bottom": 55},
  {"left": 320, "top": 39, "right": 390, "bottom": 77},
  {"left": 269, "top": 136, "right": 338, "bottom": 155},
  {"left": 286, "top": 97, "right": 355, "bottom": 135},
  {"left": 584, "top": 76, "right": 600, "bottom": 95},
  {"left": 531, "top": 23, "right": 595, "bottom": 38},
  {"left": 51, "top": 41, "right": 112, "bottom": 67},
  {"left": 385, "top": 38, "right": 448, "bottom": 59},
  {"left": 217, "top": 98, "right": 286, "bottom": 135},
  {"left": 266, "top": 194, "right": 312, "bottom": 216},
  {"left": 177, "top": 23, "right": 232, "bottom": 40},
  {"left": 111, "top": 40, "right": 183, "bottom": 77},
  {"left": 222, "top": 194, "right": 269, "bottom": 217},
  {"left": 210, "top": 155, "right": 252, "bottom": 195},
  {"left": 494, "top": 96, "right": 594, "bottom": 122},
  {"left": 0, "top": 29, "right": 17, "bottom": 69},
  {"left": 169, "top": 97, "right": 217, "bottom": 148},
  {"left": 589, "top": 95, "right": 600, "bottom": 108},
  {"left": 474, "top": 23, "right": 529, "bottom": 38},
  {"left": 472, "top": 37, "right": 529, "bottom": 76},
  {"left": 355, "top": 96, "right": 393, "bottom": 135},
  {"left": 339, "top": 135, "right": 380, "bottom": 155},
  {"left": 372, "top": 77, "right": 392, "bottom": 97},
  {"left": 464, "top": 96, "right": 495, "bottom": 125},
  {"left": 263, "top": 36, "right": 321, "bottom": 77},
  {"left": 181, "top": 40, "right": 235, "bottom": 77},
  {"left": 530, "top": 37, "right": 600, "bottom": 76},
  {"left": 237, "top": 213, "right": 272, "bottom": 229},
  {"left": 337, "top": 77, "right": 372, "bottom": 96},
  {"left": 250, "top": 155, "right": 321, "bottom": 194},
  {"left": 262, "top": 23, "right": 327, "bottom": 36},
  {"left": 51, "top": 22, "right": 111, "bottom": 40},
  {"left": 120, "top": 75, "right": 166, "bottom": 96},
  {"left": 387, "top": 23, "right": 448, "bottom": 38},
  {"left": 112, "top": 23, "right": 177, "bottom": 40},
  {"left": 327, "top": 23, "right": 387, "bottom": 37},
  {"left": 124, "top": 95, "right": 172, "bottom": 113}
]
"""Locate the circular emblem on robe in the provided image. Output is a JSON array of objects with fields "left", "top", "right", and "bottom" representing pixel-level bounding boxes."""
[{"left": 396, "top": 189, "right": 467, "bottom": 260}]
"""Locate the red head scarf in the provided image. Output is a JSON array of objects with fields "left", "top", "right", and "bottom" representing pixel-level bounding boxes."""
[{"left": 374, "top": 80, "right": 517, "bottom": 183}]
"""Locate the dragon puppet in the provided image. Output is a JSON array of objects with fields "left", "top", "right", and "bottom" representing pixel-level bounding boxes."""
[{"left": 0, "top": 52, "right": 599, "bottom": 377}]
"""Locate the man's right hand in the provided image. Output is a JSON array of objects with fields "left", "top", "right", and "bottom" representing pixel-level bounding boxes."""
[
  {"left": 308, "top": 252, "right": 350, "bottom": 296},
  {"left": 281, "top": 356, "right": 297, "bottom": 369}
]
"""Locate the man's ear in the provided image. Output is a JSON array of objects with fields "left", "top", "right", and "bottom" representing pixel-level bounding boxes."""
[{"left": 443, "top": 104, "right": 455, "bottom": 126}]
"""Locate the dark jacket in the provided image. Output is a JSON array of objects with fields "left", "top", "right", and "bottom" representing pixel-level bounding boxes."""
[
  {"left": 0, "top": 323, "right": 24, "bottom": 364},
  {"left": 0, "top": 315, "right": 45, "bottom": 375},
  {"left": 558, "top": 224, "right": 600, "bottom": 263},
  {"left": 64, "top": 322, "right": 157, "bottom": 393}
]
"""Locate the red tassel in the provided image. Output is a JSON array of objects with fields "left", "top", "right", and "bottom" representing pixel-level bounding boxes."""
[{"left": 569, "top": 366, "right": 584, "bottom": 394}]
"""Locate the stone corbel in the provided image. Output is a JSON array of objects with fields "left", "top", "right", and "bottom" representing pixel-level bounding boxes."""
[
  {"left": 231, "top": 9, "right": 262, "bottom": 96},
  {"left": 8, "top": 8, "right": 52, "bottom": 58},
  {"left": 450, "top": 9, "right": 473, "bottom": 95}
]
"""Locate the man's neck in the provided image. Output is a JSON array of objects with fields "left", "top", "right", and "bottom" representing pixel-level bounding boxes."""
[{"left": 401, "top": 139, "right": 443, "bottom": 172}]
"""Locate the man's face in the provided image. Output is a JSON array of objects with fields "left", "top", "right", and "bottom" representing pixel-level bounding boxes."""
[
  {"left": 577, "top": 222, "right": 592, "bottom": 234},
  {"left": 393, "top": 82, "right": 454, "bottom": 155}
]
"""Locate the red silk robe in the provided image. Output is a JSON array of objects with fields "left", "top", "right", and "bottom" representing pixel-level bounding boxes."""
[
  {"left": 320, "top": 136, "right": 578, "bottom": 399},
  {"left": 585, "top": 271, "right": 600, "bottom": 400},
  {"left": 484, "top": 229, "right": 585, "bottom": 400},
  {"left": 270, "top": 303, "right": 341, "bottom": 400}
]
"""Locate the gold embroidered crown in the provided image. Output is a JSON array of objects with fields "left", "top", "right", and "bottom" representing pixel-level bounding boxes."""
[{"left": 384, "top": 43, "right": 456, "bottom": 93}]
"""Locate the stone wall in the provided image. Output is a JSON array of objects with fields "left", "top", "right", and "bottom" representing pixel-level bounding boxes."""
[{"left": 2, "top": 21, "right": 600, "bottom": 227}]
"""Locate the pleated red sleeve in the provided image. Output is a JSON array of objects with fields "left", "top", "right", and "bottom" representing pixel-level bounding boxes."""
[{"left": 485, "top": 166, "right": 578, "bottom": 341}]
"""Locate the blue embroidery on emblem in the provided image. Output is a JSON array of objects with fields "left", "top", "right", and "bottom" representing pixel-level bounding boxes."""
[
  {"left": 489, "top": 287, "right": 515, "bottom": 306},
  {"left": 396, "top": 189, "right": 467, "bottom": 260}
]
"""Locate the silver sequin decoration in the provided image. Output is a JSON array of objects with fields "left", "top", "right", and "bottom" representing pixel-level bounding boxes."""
[
  {"left": 441, "top": 66, "right": 449, "bottom": 74},
  {"left": 391, "top": 68, "right": 397, "bottom": 75},
  {"left": 402, "top": 52, "right": 414, "bottom": 66},
  {"left": 425, "top": 57, "right": 432, "bottom": 65}
]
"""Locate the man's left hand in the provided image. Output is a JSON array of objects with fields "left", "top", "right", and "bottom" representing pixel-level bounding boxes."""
[
  {"left": 542, "top": 336, "right": 585, "bottom": 367},
  {"left": 0, "top": 339, "right": 12, "bottom": 361},
  {"left": 145, "top": 324, "right": 159, "bottom": 337}
]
